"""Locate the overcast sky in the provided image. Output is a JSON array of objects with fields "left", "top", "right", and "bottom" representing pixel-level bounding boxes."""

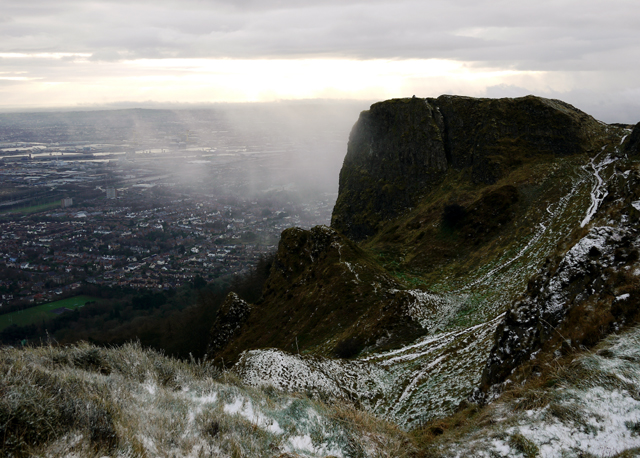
[{"left": 1, "top": 0, "right": 639, "bottom": 121}]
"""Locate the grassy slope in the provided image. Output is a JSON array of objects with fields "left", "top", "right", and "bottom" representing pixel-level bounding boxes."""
[
  {"left": 4, "top": 323, "right": 640, "bottom": 457},
  {"left": 0, "top": 342, "right": 414, "bottom": 458},
  {"left": 412, "top": 325, "right": 640, "bottom": 458},
  {"left": 5, "top": 325, "right": 640, "bottom": 458}
]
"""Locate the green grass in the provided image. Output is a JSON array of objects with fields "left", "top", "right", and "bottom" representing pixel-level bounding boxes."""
[
  {"left": 0, "top": 295, "right": 98, "bottom": 331},
  {"left": 0, "top": 200, "right": 62, "bottom": 215}
]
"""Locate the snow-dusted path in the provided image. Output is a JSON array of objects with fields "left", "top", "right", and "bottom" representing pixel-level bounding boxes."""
[
  {"left": 581, "top": 148, "right": 618, "bottom": 227},
  {"left": 237, "top": 313, "right": 504, "bottom": 429}
]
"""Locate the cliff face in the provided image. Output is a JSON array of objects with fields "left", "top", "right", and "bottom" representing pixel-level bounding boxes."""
[
  {"left": 626, "top": 122, "right": 640, "bottom": 155},
  {"left": 330, "top": 97, "right": 448, "bottom": 242},
  {"left": 332, "top": 95, "right": 603, "bottom": 241},
  {"left": 207, "top": 95, "right": 639, "bottom": 429}
]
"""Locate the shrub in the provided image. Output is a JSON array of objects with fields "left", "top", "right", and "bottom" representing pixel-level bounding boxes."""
[
  {"left": 334, "top": 336, "right": 364, "bottom": 359},
  {"left": 441, "top": 204, "right": 467, "bottom": 230}
]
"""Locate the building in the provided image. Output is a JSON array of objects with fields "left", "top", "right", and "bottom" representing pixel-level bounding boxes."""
[
  {"left": 106, "top": 188, "right": 117, "bottom": 199},
  {"left": 61, "top": 197, "right": 73, "bottom": 208}
]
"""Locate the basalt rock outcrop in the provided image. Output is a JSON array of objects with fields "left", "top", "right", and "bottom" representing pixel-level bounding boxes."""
[
  {"left": 211, "top": 225, "right": 428, "bottom": 365},
  {"left": 625, "top": 122, "right": 640, "bottom": 156},
  {"left": 474, "top": 164, "right": 640, "bottom": 402},
  {"left": 208, "top": 292, "right": 252, "bottom": 364},
  {"left": 208, "top": 95, "right": 636, "bottom": 400},
  {"left": 331, "top": 95, "right": 604, "bottom": 241}
]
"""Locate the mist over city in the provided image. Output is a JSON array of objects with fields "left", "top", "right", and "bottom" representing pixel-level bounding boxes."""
[{"left": 0, "top": 101, "right": 367, "bottom": 315}]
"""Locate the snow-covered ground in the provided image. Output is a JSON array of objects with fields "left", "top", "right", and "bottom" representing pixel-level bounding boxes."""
[
  {"left": 236, "top": 313, "right": 504, "bottom": 429},
  {"left": 441, "top": 326, "right": 640, "bottom": 457}
]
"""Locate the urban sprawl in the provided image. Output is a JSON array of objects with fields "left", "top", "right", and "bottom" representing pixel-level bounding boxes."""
[{"left": 0, "top": 107, "right": 349, "bottom": 312}]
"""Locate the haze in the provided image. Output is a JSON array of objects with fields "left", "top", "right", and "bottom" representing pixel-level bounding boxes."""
[{"left": 1, "top": 0, "right": 639, "bottom": 122}]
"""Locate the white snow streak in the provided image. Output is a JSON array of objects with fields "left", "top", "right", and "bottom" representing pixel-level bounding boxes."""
[{"left": 581, "top": 150, "right": 617, "bottom": 228}]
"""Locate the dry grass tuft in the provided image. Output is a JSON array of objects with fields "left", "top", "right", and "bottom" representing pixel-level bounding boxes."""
[
  {"left": 508, "top": 433, "right": 539, "bottom": 458},
  {"left": 331, "top": 401, "right": 420, "bottom": 458},
  {"left": 0, "top": 341, "right": 419, "bottom": 457}
]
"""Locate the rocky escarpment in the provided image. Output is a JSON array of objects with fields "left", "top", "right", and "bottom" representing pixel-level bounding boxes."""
[
  {"left": 211, "top": 225, "right": 434, "bottom": 365},
  {"left": 332, "top": 95, "right": 604, "bottom": 241},
  {"left": 209, "top": 95, "right": 619, "bottom": 368},
  {"left": 207, "top": 292, "right": 252, "bottom": 364},
  {"left": 474, "top": 162, "right": 640, "bottom": 402},
  {"left": 626, "top": 122, "right": 640, "bottom": 155},
  {"left": 206, "top": 95, "right": 640, "bottom": 431}
]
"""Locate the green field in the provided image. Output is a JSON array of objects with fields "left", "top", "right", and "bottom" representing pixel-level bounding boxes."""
[
  {"left": 0, "top": 200, "right": 62, "bottom": 215},
  {"left": 0, "top": 295, "right": 98, "bottom": 331}
]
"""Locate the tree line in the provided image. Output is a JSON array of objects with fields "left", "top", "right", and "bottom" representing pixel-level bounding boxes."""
[{"left": 0, "top": 254, "right": 275, "bottom": 361}]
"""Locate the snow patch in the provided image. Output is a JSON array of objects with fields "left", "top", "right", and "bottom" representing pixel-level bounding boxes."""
[
  {"left": 581, "top": 152, "right": 617, "bottom": 228},
  {"left": 452, "top": 326, "right": 640, "bottom": 457},
  {"left": 237, "top": 313, "right": 506, "bottom": 429},
  {"left": 224, "top": 397, "right": 284, "bottom": 434},
  {"left": 392, "top": 289, "right": 467, "bottom": 333},
  {"left": 343, "top": 261, "right": 360, "bottom": 281}
]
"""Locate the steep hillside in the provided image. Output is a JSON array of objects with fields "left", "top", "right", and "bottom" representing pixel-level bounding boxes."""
[
  {"left": 207, "top": 95, "right": 640, "bottom": 435},
  {"left": 475, "top": 121, "right": 640, "bottom": 402},
  {"left": 210, "top": 225, "right": 426, "bottom": 366},
  {"left": 415, "top": 324, "right": 640, "bottom": 457},
  {"left": 3, "top": 97, "right": 640, "bottom": 457}
]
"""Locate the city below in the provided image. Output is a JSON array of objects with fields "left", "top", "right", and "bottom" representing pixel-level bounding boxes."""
[{"left": 0, "top": 104, "right": 362, "bottom": 315}]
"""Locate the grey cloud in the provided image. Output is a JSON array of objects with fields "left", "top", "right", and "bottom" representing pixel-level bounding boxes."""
[
  {"left": 0, "top": 0, "right": 638, "bottom": 69},
  {"left": 1, "top": 0, "right": 640, "bottom": 117}
]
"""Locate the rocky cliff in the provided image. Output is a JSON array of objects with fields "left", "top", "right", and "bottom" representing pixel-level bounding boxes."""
[
  {"left": 332, "top": 95, "right": 604, "bottom": 241},
  {"left": 207, "top": 95, "right": 639, "bottom": 433},
  {"left": 210, "top": 225, "right": 429, "bottom": 366}
]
